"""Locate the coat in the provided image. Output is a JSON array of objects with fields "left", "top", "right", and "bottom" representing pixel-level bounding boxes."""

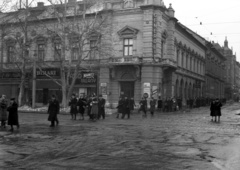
[
  {"left": 48, "top": 99, "right": 60, "bottom": 122},
  {"left": 7, "top": 102, "right": 19, "bottom": 126},
  {"left": 129, "top": 99, "right": 135, "bottom": 111},
  {"left": 91, "top": 98, "right": 98, "bottom": 115},
  {"left": 98, "top": 98, "right": 106, "bottom": 115},
  {"left": 0, "top": 99, "right": 8, "bottom": 121},
  {"left": 117, "top": 99, "right": 124, "bottom": 113},
  {"left": 150, "top": 99, "right": 156, "bottom": 112},
  {"left": 210, "top": 101, "right": 215, "bottom": 116},
  {"left": 139, "top": 99, "right": 147, "bottom": 112},
  {"left": 214, "top": 102, "right": 222, "bottom": 116},
  {"left": 78, "top": 98, "right": 86, "bottom": 114},
  {"left": 69, "top": 98, "right": 78, "bottom": 114}
]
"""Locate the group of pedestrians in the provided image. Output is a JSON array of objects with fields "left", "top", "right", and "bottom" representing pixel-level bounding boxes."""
[
  {"left": 0, "top": 94, "right": 19, "bottom": 131},
  {"left": 116, "top": 96, "right": 136, "bottom": 119},
  {"left": 116, "top": 96, "right": 158, "bottom": 118},
  {"left": 157, "top": 97, "right": 226, "bottom": 112},
  {"left": 210, "top": 98, "right": 222, "bottom": 122},
  {"left": 47, "top": 93, "right": 106, "bottom": 127}
]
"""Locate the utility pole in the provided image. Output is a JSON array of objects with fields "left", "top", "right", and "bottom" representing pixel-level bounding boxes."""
[{"left": 32, "top": 51, "right": 36, "bottom": 108}]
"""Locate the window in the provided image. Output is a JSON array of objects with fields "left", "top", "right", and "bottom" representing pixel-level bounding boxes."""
[
  {"left": 54, "top": 43, "right": 61, "bottom": 60},
  {"left": 38, "top": 44, "right": 45, "bottom": 61},
  {"left": 71, "top": 44, "right": 78, "bottom": 61},
  {"left": 123, "top": 38, "right": 133, "bottom": 56},
  {"left": 7, "top": 46, "right": 15, "bottom": 63},
  {"left": 90, "top": 40, "right": 97, "bottom": 59}
]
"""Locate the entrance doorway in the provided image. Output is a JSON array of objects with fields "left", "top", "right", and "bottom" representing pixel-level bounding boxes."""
[{"left": 120, "top": 81, "right": 134, "bottom": 98}]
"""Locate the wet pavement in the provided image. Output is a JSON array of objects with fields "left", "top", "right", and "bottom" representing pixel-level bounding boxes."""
[{"left": 1, "top": 103, "right": 240, "bottom": 170}]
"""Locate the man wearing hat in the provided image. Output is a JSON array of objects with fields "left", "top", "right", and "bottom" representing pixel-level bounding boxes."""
[
  {"left": 0, "top": 94, "right": 8, "bottom": 128},
  {"left": 7, "top": 98, "right": 19, "bottom": 132},
  {"left": 98, "top": 94, "right": 106, "bottom": 119},
  {"left": 48, "top": 95, "right": 60, "bottom": 127}
]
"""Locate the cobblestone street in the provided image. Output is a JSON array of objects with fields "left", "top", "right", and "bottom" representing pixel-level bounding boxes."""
[{"left": 1, "top": 103, "right": 240, "bottom": 170}]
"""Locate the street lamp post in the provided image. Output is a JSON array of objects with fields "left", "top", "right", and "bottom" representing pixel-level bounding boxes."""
[{"left": 32, "top": 51, "right": 37, "bottom": 108}]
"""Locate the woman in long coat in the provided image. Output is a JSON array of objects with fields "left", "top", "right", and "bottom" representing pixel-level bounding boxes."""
[
  {"left": 0, "top": 95, "right": 8, "bottom": 128},
  {"left": 214, "top": 98, "right": 222, "bottom": 122},
  {"left": 116, "top": 97, "right": 124, "bottom": 118},
  {"left": 210, "top": 99, "right": 216, "bottom": 121},
  {"left": 149, "top": 97, "right": 156, "bottom": 116},
  {"left": 7, "top": 98, "right": 19, "bottom": 131},
  {"left": 91, "top": 97, "right": 98, "bottom": 121},
  {"left": 69, "top": 94, "right": 78, "bottom": 120},
  {"left": 48, "top": 95, "right": 60, "bottom": 127},
  {"left": 78, "top": 96, "right": 86, "bottom": 120}
]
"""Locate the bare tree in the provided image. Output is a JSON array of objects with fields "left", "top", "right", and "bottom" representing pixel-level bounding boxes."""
[
  {"left": 0, "top": 0, "right": 38, "bottom": 106},
  {"left": 42, "top": 0, "right": 112, "bottom": 107}
]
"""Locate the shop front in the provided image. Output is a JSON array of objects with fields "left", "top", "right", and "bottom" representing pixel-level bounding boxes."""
[{"left": 74, "top": 71, "right": 98, "bottom": 97}]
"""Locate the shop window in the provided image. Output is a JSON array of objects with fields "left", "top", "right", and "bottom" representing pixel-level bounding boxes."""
[{"left": 123, "top": 38, "right": 133, "bottom": 56}]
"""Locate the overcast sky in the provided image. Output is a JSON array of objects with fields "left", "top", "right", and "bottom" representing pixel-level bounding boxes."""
[
  {"left": 4, "top": 0, "right": 240, "bottom": 61},
  {"left": 164, "top": 0, "right": 240, "bottom": 61}
]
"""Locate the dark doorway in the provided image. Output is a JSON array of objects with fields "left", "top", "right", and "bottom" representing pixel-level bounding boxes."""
[
  {"left": 43, "top": 88, "right": 49, "bottom": 105},
  {"left": 120, "top": 81, "right": 134, "bottom": 98}
]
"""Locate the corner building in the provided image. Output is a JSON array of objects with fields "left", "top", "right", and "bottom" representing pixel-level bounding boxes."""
[
  {"left": 0, "top": 0, "right": 206, "bottom": 106},
  {"left": 100, "top": 0, "right": 205, "bottom": 107}
]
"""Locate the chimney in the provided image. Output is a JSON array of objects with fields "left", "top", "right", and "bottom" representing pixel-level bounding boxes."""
[{"left": 37, "top": 2, "right": 44, "bottom": 7}]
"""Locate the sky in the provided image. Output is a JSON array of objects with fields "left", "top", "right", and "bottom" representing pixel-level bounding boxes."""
[
  {"left": 3, "top": 0, "right": 240, "bottom": 61},
  {"left": 164, "top": 0, "right": 240, "bottom": 61}
]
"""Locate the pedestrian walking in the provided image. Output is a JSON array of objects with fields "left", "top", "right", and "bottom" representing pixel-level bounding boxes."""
[
  {"left": 210, "top": 99, "right": 216, "bottom": 122},
  {"left": 48, "top": 95, "right": 60, "bottom": 127},
  {"left": 90, "top": 97, "right": 98, "bottom": 121},
  {"left": 69, "top": 94, "right": 78, "bottom": 120},
  {"left": 139, "top": 97, "right": 147, "bottom": 117},
  {"left": 98, "top": 95, "right": 106, "bottom": 119},
  {"left": 116, "top": 97, "right": 124, "bottom": 118},
  {"left": 149, "top": 97, "right": 156, "bottom": 116},
  {"left": 214, "top": 98, "right": 222, "bottom": 122},
  {"left": 78, "top": 95, "right": 86, "bottom": 120},
  {"left": 157, "top": 96, "right": 162, "bottom": 112},
  {"left": 122, "top": 96, "right": 130, "bottom": 119},
  {"left": 129, "top": 97, "right": 136, "bottom": 114},
  {"left": 0, "top": 94, "right": 8, "bottom": 128},
  {"left": 7, "top": 98, "right": 19, "bottom": 132}
]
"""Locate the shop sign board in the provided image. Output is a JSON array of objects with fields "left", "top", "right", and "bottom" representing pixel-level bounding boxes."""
[
  {"left": 0, "top": 72, "right": 31, "bottom": 79},
  {"left": 75, "top": 72, "right": 97, "bottom": 85},
  {"left": 36, "top": 68, "right": 61, "bottom": 79}
]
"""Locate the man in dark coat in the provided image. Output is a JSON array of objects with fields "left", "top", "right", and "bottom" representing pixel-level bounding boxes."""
[
  {"left": 139, "top": 97, "right": 147, "bottom": 117},
  {"left": 116, "top": 97, "right": 124, "bottom": 118},
  {"left": 69, "top": 94, "right": 78, "bottom": 120},
  {"left": 0, "top": 94, "right": 8, "bottom": 128},
  {"left": 78, "top": 95, "right": 87, "bottom": 120},
  {"left": 157, "top": 96, "right": 162, "bottom": 112},
  {"left": 7, "top": 98, "right": 19, "bottom": 132},
  {"left": 214, "top": 98, "right": 222, "bottom": 122},
  {"left": 98, "top": 94, "right": 106, "bottom": 119},
  {"left": 122, "top": 96, "right": 130, "bottom": 119},
  {"left": 48, "top": 95, "right": 60, "bottom": 127},
  {"left": 129, "top": 97, "right": 136, "bottom": 114}
]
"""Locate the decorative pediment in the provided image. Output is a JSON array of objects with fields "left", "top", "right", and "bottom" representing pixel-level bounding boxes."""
[{"left": 117, "top": 26, "right": 139, "bottom": 39}]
